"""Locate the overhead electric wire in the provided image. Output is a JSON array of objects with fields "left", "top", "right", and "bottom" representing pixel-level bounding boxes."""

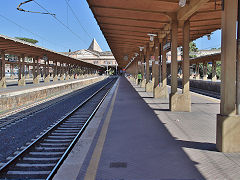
[
  {"left": 64, "top": 0, "right": 92, "bottom": 41},
  {"left": 17, "top": 0, "right": 56, "bottom": 16},
  {"left": 0, "top": 13, "right": 68, "bottom": 50},
  {"left": 33, "top": 0, "right": 88, "bottom": 46}
]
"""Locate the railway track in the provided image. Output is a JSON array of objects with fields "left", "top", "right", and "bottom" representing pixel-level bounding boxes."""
[
  {"left": 0, "top": 77, "right": 117, "bottom": 179},
  {"left": 0, "top": 77, "right": 107, "bottom": 129}
]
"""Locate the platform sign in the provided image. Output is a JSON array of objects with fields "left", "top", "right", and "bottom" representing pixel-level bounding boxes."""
[{"left": 163, "top": 42, "right": 171, "bottom": 51}]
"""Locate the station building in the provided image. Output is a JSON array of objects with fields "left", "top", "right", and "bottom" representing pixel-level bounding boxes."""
[{"left": 63, "top": 39, "right": 118, "bottom": 74}]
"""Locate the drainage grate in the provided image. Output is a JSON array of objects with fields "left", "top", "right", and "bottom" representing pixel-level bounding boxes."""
[{"left": 109, "top": 162, "right": 127, "bottom": 168}]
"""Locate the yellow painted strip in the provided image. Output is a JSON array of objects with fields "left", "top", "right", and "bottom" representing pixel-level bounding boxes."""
[{"left": 84, "top": 80, "right": 119, "bottom": 180}]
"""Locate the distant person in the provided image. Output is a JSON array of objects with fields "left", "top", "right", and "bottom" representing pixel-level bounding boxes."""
[{"left": 137, "top": 72, "right": 142, "bottom": 85}]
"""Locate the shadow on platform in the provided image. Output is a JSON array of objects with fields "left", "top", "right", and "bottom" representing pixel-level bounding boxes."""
[{"left": 78, "top": 77, "right": 207, "bottom": 179}]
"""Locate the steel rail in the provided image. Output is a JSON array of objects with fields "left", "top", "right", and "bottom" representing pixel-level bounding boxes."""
[
  {"left": 0, "top": 78, "right": 105, "bottom": 129},
  {"left": 47, "top": 78, "right": 117, "bottom": 179},
  {"left": 0, "top": 77, "right": 116, "bottom": 178}
]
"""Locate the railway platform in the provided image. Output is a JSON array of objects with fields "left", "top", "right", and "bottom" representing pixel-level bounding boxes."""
[
  {"left": 54, "top": 76, "right": 240, "bottom": 180},
  {"left": 0, "top": 75, "right": 106, "bottom": 115}
]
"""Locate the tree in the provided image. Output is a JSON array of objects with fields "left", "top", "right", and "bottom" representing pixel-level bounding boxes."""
[
  {"left": 189, "top": 41, "right": 198, "bottom": 58},
  {"left": 216, "top": 61, "right": 221, "bottom": 79},
  {"left": 15, "top": 37, "right": 38, "bottom": 44},
  {"left": 189, "top": 41, "right": 198, "bottom": 52}
]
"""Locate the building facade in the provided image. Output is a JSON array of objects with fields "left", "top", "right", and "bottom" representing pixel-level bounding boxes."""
[{"left": 65, "top": 39, "right": 118, "bottom": 72}]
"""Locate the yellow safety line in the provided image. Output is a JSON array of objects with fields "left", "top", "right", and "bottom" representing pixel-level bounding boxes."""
[{"left": 84, "top": 80, "right": 119, "bottom": 180}]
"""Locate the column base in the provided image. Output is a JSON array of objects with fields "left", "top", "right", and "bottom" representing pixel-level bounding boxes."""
[
  {"left": 44, "top": 75, "right": 50, "bottom": 83},
  {"left": 53, "top": 75, "right": 58, "bottom": 82},
  {"left": 141, "top": 79, "right": 146, "bottom": 88},
  {"left": 146, "top": 82, "right": 154, "bottom": 92},
  {"left": 70, "top": 75, "right": 74, "bottom": 80},
  {"left": 212, "top": 76, "right": 217, "bottom": 81},
  {"left": 195, "top": 75, "right": 200, "bottom": 80},
  {"left": 65, "top": 75, "right": 70, "bottom": 80},
  {"left": 0, "top": 77, "right": 6, "bottom": 88},
  {"left": 203, "top": 76, "right": 208, "bottom": 80},
  {"left": 33, "top": 77, "right": 39, "bottom": 84},
  {"left": 216, "top": 114, "right": 240, "bottom": 152},
  {"left": 135, "top": 78, "right": 138, "bottom": 85},
  {"left": 154, "top": 86, "right": 168, "bottom": 98},
  {"left": 18, "top": 78, "right": 26, "bottom": 86},
  {"left": 169, "top": 93, "right": 191, "bottom": 112},
  {"left": 60, "top": 76, "right": 65, "bottom": 81}
]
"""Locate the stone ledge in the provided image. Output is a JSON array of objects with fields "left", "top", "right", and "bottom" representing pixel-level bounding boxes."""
[{"left": 0, "top": 76, "right": 106, "bottom": 112}]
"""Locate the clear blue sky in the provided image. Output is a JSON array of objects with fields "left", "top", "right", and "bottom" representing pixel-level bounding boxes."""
[{"left": 0, "top": 1, "right": 221, "bottom": 52}]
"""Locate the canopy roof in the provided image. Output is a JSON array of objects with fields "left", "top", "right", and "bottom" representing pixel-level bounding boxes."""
[
  {"left": 0, "top": 34, "right": 101, "bottom": 69},
  {"left": 86, "top": 0, "right": 222, "bottom": 68}
]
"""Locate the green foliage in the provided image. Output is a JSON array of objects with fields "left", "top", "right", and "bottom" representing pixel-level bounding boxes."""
[
  {"left": 216, "top": 61, "right": 221, "bottom": 79},
  {"left": 189, "top": 41, "right": 198, "bottom": 58},
  {"left": 108, "top": 68, "right": 114, "bottom": 75},
  {"left": 196, "top": 62, "right": 221, "bottom": 79},
  {"left": 189, "top": 41, "right": 198, "bottom": 52},
  {"left": 15, "top": 37, "right": 38, "bottom": 44}
]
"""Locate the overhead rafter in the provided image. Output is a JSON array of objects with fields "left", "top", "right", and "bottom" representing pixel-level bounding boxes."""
[{"left": 177, "top": 0, "right": 210, "bottom": 26}]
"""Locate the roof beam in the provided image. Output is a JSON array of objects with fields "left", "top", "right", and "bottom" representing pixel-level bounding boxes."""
[
  {"left": 100, "top": 22, "right": 162, "bottom": 30},
  {"left": 96, "top": 15, "right": 169, "bottom": 24},
  {"left": 106, "top": 32, "right": 147, "bottom": 38},
  {"left": 177, "top": 0, "right": 210, "bottom": 26},
  {"left": 90, "top": 5, "right": 169, "bottom": 15}
]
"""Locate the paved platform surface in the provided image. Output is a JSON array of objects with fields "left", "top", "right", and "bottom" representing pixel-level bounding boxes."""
[
  {"left": 54, "top": 77, "right": 240, "bottom": 180},
  {"left": 0, "top": 76, "right": 97, "bottom": 96}
]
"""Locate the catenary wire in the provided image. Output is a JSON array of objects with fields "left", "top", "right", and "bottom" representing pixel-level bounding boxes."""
[
  {"left": 64, "top": 0, "right": 92, "bottom": 41},
  {"left": 33, "top": 0, "right": 89, "bottom": 46}
]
